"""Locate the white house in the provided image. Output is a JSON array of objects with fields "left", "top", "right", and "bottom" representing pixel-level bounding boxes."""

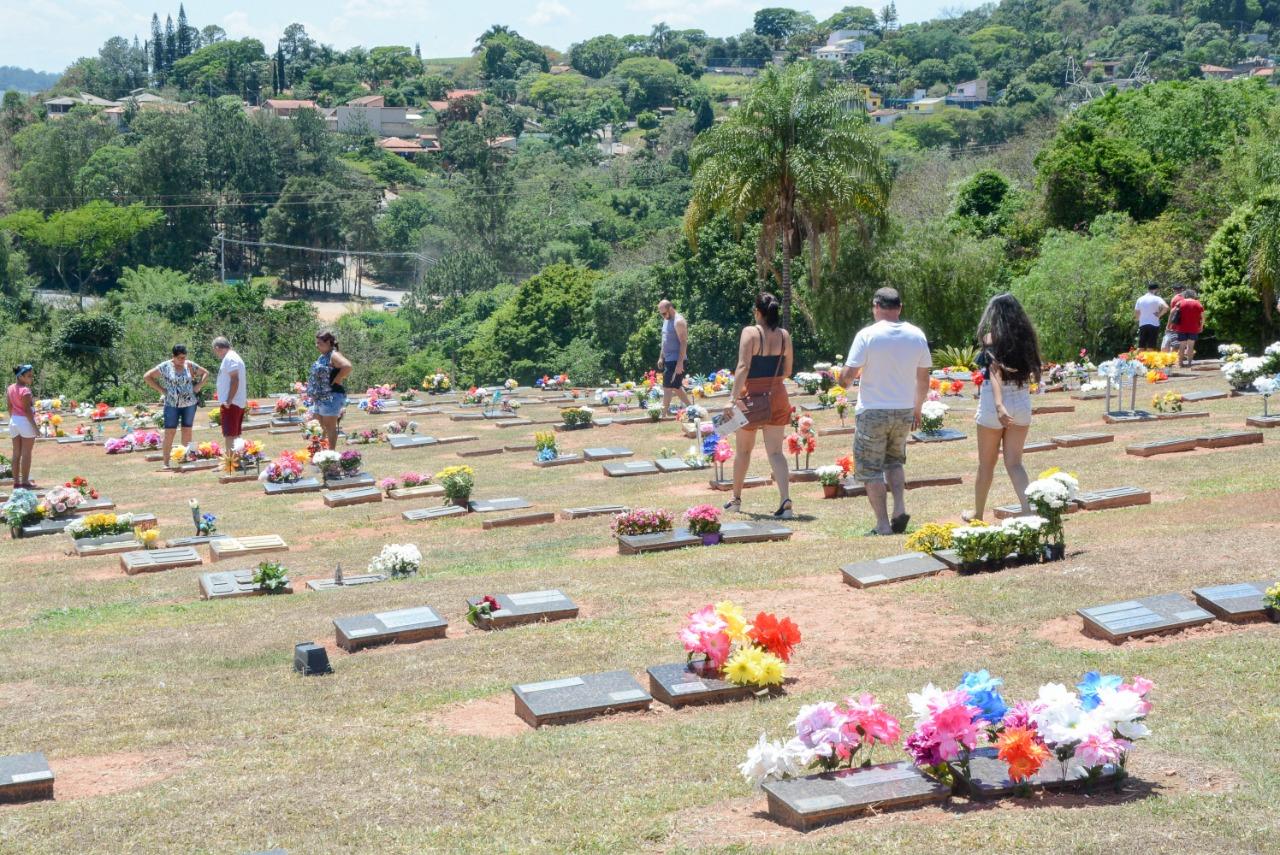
[
  {"left": 43, "top": 91, "right": 119, "bottom": 117},
  {"left": 813, "top": 39, "right": 865, "bottom": 61},
  {"left": 950, "top": 79, "right": 989, "bottom": 101},
  {"left": 869, "top": 108, "right": 901, "bottom": 126},
  {"left": 336, "top": 95, "right": 417, "bottom": 137}
]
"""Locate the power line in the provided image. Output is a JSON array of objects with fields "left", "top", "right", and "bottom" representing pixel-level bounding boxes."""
[{"left": 218, "top": 233, "right": 436, "bottom": 262}]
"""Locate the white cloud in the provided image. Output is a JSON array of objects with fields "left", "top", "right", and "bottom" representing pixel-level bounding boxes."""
[{"left": 526, "top": 0, "right": 571, "bottom": 26}]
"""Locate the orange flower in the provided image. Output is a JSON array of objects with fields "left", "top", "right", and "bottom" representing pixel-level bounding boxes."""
[
  {"left": 996, "top": 726, "right": 1051, "bottom": 782},
  {"left": 929, "top": 378, "right": 941, "bottom": 391},
  {"left": 836, "top": 454, "right": 854, "bottom": 476},
  {"left": 748, "top": 611, "right": 802, "bottom": 663}
]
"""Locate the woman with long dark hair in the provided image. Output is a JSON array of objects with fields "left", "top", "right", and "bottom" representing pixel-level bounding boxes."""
[
  {"left": 964, "top": 293, "right": 1042, "bottom": 521},
  {"left": 722, "top": 293, "right": 793, "bottom": 518},
  {"left": 307, "top": 330, "right": 352, "bottom": 451}
]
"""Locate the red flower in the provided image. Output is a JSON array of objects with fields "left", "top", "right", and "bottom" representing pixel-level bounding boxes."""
[
  {"left": 748, "top": 611, "right": 802, "bottom": 662},
  {"left": 970, "top": 371, "right": 984, "bottom": 387},
  {"left": 836, "top": 454, "right": 854, "bottom": 476},
  {"left": 481, "top": 595, "right": 500, "bottom": 611}
]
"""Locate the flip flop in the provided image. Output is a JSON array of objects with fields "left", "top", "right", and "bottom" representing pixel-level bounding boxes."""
[{"left": 890, "top": 513, "right": 910, "bottom": 534}]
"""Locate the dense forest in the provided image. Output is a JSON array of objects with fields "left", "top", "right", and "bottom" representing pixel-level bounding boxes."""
[{"left": 0, "top": 2, "right": 1279, "bottom": 403}]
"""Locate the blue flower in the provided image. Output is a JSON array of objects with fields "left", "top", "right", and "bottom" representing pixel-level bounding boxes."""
[
  {"left": 701, "top": 432, "right": 720, "bottom": 455},
  {"left": 537, "top": 447, "right": 557, "bottom": 462},
  {"left": 958, "top": 670, "right": 1008, "bottom": 724},
  {"left": 1076, "top": 671, "right": 1123, "bottom": 711}
]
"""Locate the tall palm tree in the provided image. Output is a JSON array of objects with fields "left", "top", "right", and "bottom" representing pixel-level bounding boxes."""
[
  {"left": 1244, "top": 189, "right": 1280, "bottom": 327},
  {"left": 684, "top": 62, "right": 891, "bottom": 331}
]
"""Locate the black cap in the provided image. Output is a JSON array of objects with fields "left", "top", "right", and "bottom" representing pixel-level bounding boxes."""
[{"left": 1147, "top": 283, "right": 1160, "bottom": 290}]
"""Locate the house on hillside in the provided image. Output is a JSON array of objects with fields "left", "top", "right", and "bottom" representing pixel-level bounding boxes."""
[
  {"left": 336, "top": 95, "right": 416, "bottom": 137},
  {"left": 263, "top": 98, "right": 317, "bottom": 119},
  {"left": 43, "top": 91, "right": 119, "bottom": 117},
  {"left": 869, "top": 108, "right": 901, "bottom": 126},
  {"left": 907, "top": 97, "right": 945, "bottom": 115},
  {"left": 813, "top": 38, "right": 865, "bottom": 62},
  {"left": 446, "top": 89, "right": 482, "bottom": 100},
  {"left": 950, "top": 79, "right": 989, "bottom": 101},
  {"left": 549, "top": 64, "right": 571, "bottom": 75},
  {"left": 1083, "top": 59, "right": 1123, "bottom": 79},
  {"left": 1199, "top": 64, "right": 1233, "bottom": 80},
  {"left": 487, "top": 135, "right": 519, "bottom": 151}
]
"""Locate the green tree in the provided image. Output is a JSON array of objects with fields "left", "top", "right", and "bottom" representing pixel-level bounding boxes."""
[
  {"left": 684, "top": 62, "right": 891, "bottom": 330},
  {"left": 570, "top": 35, "right": 627, "bottom": 78},
  {"left": 1200, "top": 191, "right": 1280, "bottom": 347},
  {"left": 53, "top": 312, "right": 125, "bottom": 395},
  {"left": 609, "top": 57, "right": 687, "bottom": 112},
  {"left": 1036, "top": 122, "right": 1167, "bottom": 229},
  {"left": 753, "top": 8, "right": 817, "bottom": 45}
]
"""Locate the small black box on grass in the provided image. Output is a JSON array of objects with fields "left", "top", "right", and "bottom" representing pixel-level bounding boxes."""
[{"left": 293, "top": 642, "right": 331, "bottom": 676}]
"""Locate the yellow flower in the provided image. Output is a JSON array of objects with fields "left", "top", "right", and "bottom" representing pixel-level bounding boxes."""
[
  {"left": 293, "top": 449, "right": 311, "bottom": 464},
  {"left": 702, "top": 383, "right": 714, "bottom": 397},
  {"left": 50, "top": 414, "right": 62, "bottom": 426},
  {"left": 170, "top": 447, "right": 186, "bottom": 463},
  {"left": 1038, "top": 466, "right": 1061, "bottom": 479},
  {"left": 722, "top": 647, "right": 785, "bottom": 687},
  {"left": 829, "top": 385, "right": 846, "bottom": 397},
  {"left": 715, "top": 601, "right": 750, "bottom": 643}
]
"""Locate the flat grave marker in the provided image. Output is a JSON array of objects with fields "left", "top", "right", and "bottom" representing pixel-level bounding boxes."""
[
  {"left": 1031, "top": 404, "right": 1075, "bottom": 415},
  {"left": 762, "top": 761, "right": 950, "bottom": 831},
  {"left": 603, "top": 460, "right": 659, "bottom": 478},
  {"left": 0, "top": 752, "right": 54, "bottom": 804},
  {"left": 481, "top": 511, "right": 556, "bottom": 530},
  {"left": 646, "top": 661, "right": 757, "bottom": 708},
  {"left": 818, "top": 425, "right": 856, "bottom": 436},
  {"left": 120, "top": 546, "right": 202, "bottom": 575},
  {"left": 468, "top": 497, "right": 531, "bottom": 514},
  {"left": 965, "top": 746, "right": 1118, "bottom": 799},
  {"left": 166, "top": 534, "right": 233, "bottom": 548},
  {"left": 1191, "top": 580, "right": 1278, "bottom": 622},
  {"left": 449, "top": 413, "right": 486, "bottom": 422},
  {"left": 466, "top": 589, "right": 578, "bottom": 630},
  {"left": 718, "top": 521, "right": 793, "bottom": 545},
  {"left": 1050, "top": 432, "right": 1114, "bottom": 448},
  {"left": 435, "top": 435, "right": 479, "bottom": 445},
  {"left": 532, "top": 454, "right": 583, "bottom": 468},
  {"left": 71, "top": 535, "right": 142, "bottom": 557},
  {"left": 1078, "top": 592, "right": 1215, "bottom": 642},
  {"left": 402, "top": 505, "right": 468, "bottom": 522},
  {"left": 209, "top": 535, "right": 288, "bottom": 561},
  {"left": 458, "top": 447, "right": 504, "bottom": 458},
  {"left": 1245, "top": 414, "right": 1280, "bottom": 428},
  {"left": 910, "top": 428, "right": 967, "bottom": 443},
  {"left": 709, "top": 476, "right": 770, "bottom": 491},
  {"left": 56, "top": 436, "right": 98, "bottom": 445},
  {"left": 1022, "top": 440, "right": 1058, "bottom": 454},
  {"left": 1070, "top": 391, "right": 1108, "bottom": 401},
  {"left": 305, "top": 573, "right": 388, "bottom": 592},
  {"left": 617, "top": 529, "right": 702, "bottom": 555},
  {"left": 560, "top": 505, "right": 629, "bottom": 520},
  {"left": 334, "top": 605, "right": 448, "bottom": 652},
  {"left": 841, "top": 552, "right": 946, "bottom": 588},
  {"left": 1126, "top": 438, "right": 1199, "bottom": 457},
  {"left": 323, "top": 472, "right": 376, "bottom": 490},
  {"left": 1182, "top": 390, "right": 1228, "bottom": 403},
  {"left": 1196, "top": 431, "right": 1263, "bottom": 450},
  {"left": 583, "top": 447, "right": 634, "bottom": 462},
  {"left": 387, "top": 435, "right": 438, "bottom": 450},
  {"left": 1154, "top": 410, "right": 1210, "bottom": 421},
  {"left": 386, "top": 484, "right": 445, "bottom": 501},
  {"left": 14, "top": 517, "right": 75, "bottom": 539},
  {"left": 262, "top": 478, "right": 322, "bottom": 496},
  {"left": 74, "top": 497, "right": 117, "bottom": 514},
  {"left": 654, "top": 458, "right": 696, "bottom": 473},
  {"left": 503, "top": 443, "right": 537, "bottom": 453},
  {"left": 199, "top": 569, "right": 294, "bottom": 599},
  {"left": 323, "top": 487, "right": 384, "bottom": 508},
  {"left": 512, "top": 670, "right": 652, "bottom": 727}
]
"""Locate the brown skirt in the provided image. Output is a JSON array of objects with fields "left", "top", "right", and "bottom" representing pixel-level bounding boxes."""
[{"left": 740, "top": 375, "right": 791, "bottom": 430}]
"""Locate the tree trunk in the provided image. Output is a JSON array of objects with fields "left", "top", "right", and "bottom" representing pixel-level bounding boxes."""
[{"left": 780, "top": 249, "right": 793, "bottom": 332}]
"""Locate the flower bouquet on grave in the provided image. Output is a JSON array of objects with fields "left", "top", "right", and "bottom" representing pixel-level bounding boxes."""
[
  {"left": 366, "top": 383, "right": 395, "bottom": 402},
  {"left": 461, "top": 386, "right": 486, "bottom": 406},
  {"left": 1030, "top": 673, "right": 1154, "bottom": 790},
  {"left": 682, "top": 601, "right": 800, "bottom": 691},
  {"left": 1253, "top": 376, "right": 1279, "bottom": 416},
  {"left": 253, "top": 560, "right": 289, "bottom": 592},
  {"left": 223, "top": 438, "right": 266, "bottom": 474},
  {"left": 683, "top": 445, "right": 710, "bottom": 469},
  {"left": 503, "top": 378, "right": 517, "bottom": 392},
  {"left": 3, "top": 489, "right": 44, "bottom": 530},
  {"left": 1151, "top": 391, "right": 1184, "bottom": 413},
  {"left": 739, "top": 691, "right": 899, "bottom": 788},
  {"left": 104, "top": 436, "right": 135, "bottom": 455},
  {"left": 134, "top": 430, "right": 160, "bottom": 450},
  {"left": 793, "top": 372, "right": 822, "bottom": 394},
  {"left": 379, "top": 472, "right": 430, "bottom": 497},
  {"left": 466, "top": 594, "right": 502, "bottom": 627},
  {"left": 436, "top": 465, "right": 474, "bottom": 508},
  {"left": 534, "top": 431, "right": 559, "bottom": 462},
  {"left": 905, "top": 522, "right": 957, "bottom": 555},
  {"left": 346, "top": 428, "right": 384, "bottom": 446},
  {"left": 679, "top": 404, "right": 707, "bottom": 425},
  {"left": 134, "top": 526, "right": 160, "bottom": 549},
  {"left": 610, "top": 508, "right": 673, "bottom": 537},
  {"left": 67, "top": 512, "right": 136, "bottom": 540},
  {"left": 368, "top": 543, "right": 422, "bottom": 578},
  {"left": 1024, "top": 468, "right": 1079, "bottom": 561},
  {"left": 919, "top": 400, "right": 949, "bottom": 435},
  {"left": 383, "top": 418, "right": 417, "bottom": 435},
  {"left": 784, "top": 427, "right": 816, "bottom": 470},
  {"left": 905, "top": 678, "right": 999, "bottom": 793},
  {"left": 338, "top": 450, "right": 362, "bottom": 475},
  {"left": 312, "top": 449, "right": 342, "bottom": 479},
  {"left": 63, "top": 476, "right": 100, "bottom": 500},
  {"left": 815, "top": 465, "right": 843, "bottom": 499},
  {"left": 274, "top": 396, "right": 303, "bottom": 417},
  {"left": 359, "top": 396, "right": 386, "bottom": 415},
  {"left": 711, "top": 437, "right": 733, "bottom": 482},
  {"left": 0, "top": 453, "right": 11, "bottom": 479},
  {"left": 90, "top": 402, "right": 110, "bottom": 421},
  {"left": 647, "top": 401, "right": 663, "bottom": 422},
  {"left": 207, "top": 408, "right": 222, "bottom": 427},
  {"left": 560, "top": 406, "right": 595, "bottom": 428},
  {"left": 423, "top": 372, "right": 452, "bottom": 394},
  {"left": 189, "top": 499, "right": 217, "bottom": 536},
  {"left": 400, "top": 388, "right": 418, "bottom": 403},
  {"left": 1263, "top": 584, "right": 1280, "bottom": 622},
  {"left": 41, "top": 486, "right": 83, "bottom": 519},
  {"left": 260, "top": 450, "right": 306, "bottom": 484},
  {"left": 685, "top": 504, "right": 723, "bottom": 544}
]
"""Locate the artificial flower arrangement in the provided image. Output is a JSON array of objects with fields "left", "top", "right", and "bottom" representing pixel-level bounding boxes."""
[
  {"left": 611, "top": 508, "right": 674, "bottom": 537},
  {"left": 1024, "top": 467, "right": 1080, "bottom": 559},
  {"left": 466, "top": 595, "right": 502, "bottom": 626},
  {"left": 346, "top": 428, "right": 385, "bottom": 445},
  {"left": 905, "top": 522, "right": 957, "bottom": 555},
  {"left": 919, "top": 400, "right": 949, "bottom": 435},
  {"left": 1221, "top": 356, "right": 1269, "bottom": 391},
  {"left": 534, "top": 431, "right": 559, "bottom": 462},
  {"left": 682, "top": 601, "right": 801, "bottom": 690},
  {"left": 135, "top": 527, "right": 161, "bottom": 549},
  {"left": 399, "top": 388, "right": 418, "bottom": 402},
  {"left": 793, "top": 372, "right": 822, "bottom": 395},
  {"left": 252, "top": 560, "right": 289, "bottom": 592},
  {"left": 383, "top": 418, "right": 418, "bottom": 435},
  {"left": 1219, "top": 343, "right": 1245, "bottom": 359},
  {"left": 684, "top": 504, "right": 723, "bottom": 544},
  {"left": 436, "top": 465, "right": 475, "bottom": 507},
  {"left": 1133, "top": 350, "right": 1178, "bottom": 369},
  {"left": 950, "top": 517, "right": 1048, "bottom": 572},
  {"left": 359, "top": 395, "right": 387, "bottom": 414},
  {"left": 63, "top": 476, "right": 100, "bottom": 500},
  {"left": 134, "top": 430, "right": 161, "bottom": 450},
  {"left": 312, "top": 450, "right": 343, "bottom": 479},
  {"left": 647, "top": 401, "right": 664, "bottom": 422},
  {"left": 461, "top": 386, "right": 488, "bottom": 406},
  {"left": 1254, "top": 376, "right": 1279, "bottom": 416},
  {"left": 259, "top": 450, "right": 307, "bottom": 484},
  {"left": 189, "top": 499, "right": 217, "bottom": 537},
  {"left": 503, "top": 378, "right": 517, "bottom": 391},
  {"left": 378, "top": 472, "right": 431, "bottom": 496},
  {"left": 711, "top": 436, "right": 733, "bottom": 481},
  {"left": 274, "top": 396, "right": 303, "bottom": 417},
  {"left": 540, "top": 373, "right": 571, "bottom": 390},
  {"left": 368, "top": 543, "right": 422, "bottom": 578},
  {"left": 836, "top": 454, "right": 854, "bottom": 480},
  {"left": 835, "top": 394, "right": 850, "bottom": 424},
  {"left": 104, "top": 436, "right": 134, "bottom": 455},
  {"left": 365, "top": 383, "right": 395, "bottom": 401},
  {"left": 0, "top": 453, "right": 11, "bottom": 479},
  {"left": 560, "top": 406, "right": 595, "bottom": 428},
  {"left": 1151, "top": 391, "right": 1184, "bottom": 413},
  {"left": 679, "top": 404, "right": 708, "bottom": 424},
  {"left": 302, "top": 419, "right": 324, "bottom": 441},
  {"left": 423, "top": 372, "right": 452, "bottom": 394},
  {"left": 1263, "top": 583, "right": 1280, "bottom": 621},
  {"left": 3, "top": 489, "right": 44, "bottom": 529},
  {"left": 67, "top": 512, "right": 136, "bottom": 540},
  {"left": 785, "top": 416, "right": 817, "bottom": 469},
  {"left": 170, "top": 441, "right": 223, "bottom": 466},
  {"left": 1145, "top": 369, "right": 1169, "bottom": 384},
  {"left": 222, "top": 438, "right": 266, "bottom": 474},
  {"left": 815, "top": 464, "right": 844, "bottom": 498}
]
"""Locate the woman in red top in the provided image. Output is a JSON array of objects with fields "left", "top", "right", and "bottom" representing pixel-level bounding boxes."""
[
  {"left": 7, "top": 364, "right": 37, "bottom": 488},
  {"left": 1168, "top": 288, "right": 1205, "bottom": 368}
]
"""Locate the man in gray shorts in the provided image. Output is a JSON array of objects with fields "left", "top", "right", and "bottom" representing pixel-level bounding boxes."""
[{"left": 838, "top": 288, "right": 932, "bottom": 536}]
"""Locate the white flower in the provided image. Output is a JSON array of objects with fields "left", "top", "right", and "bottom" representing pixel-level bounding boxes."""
[
  {"left": 1032, "top": 684, "right": 1090, "bottom": 747},
  {"left": 312, "top": 450, "right": 340, "bottom": 468},
  {"left": 1025, "top": 478, "right": 1070, "bottom": 509},
  {"left": 1253, "top": 376, "right": 1278, "bottom": 396},
  {"left": 1090, "top": 687, "right": 1151, "bottom": 741},
  {"left": 907, "top": 683, "right": 948, "bottom": 718},
  {"left": 738, "top": 733, "right": 812, "bottom": 788},
  {"left": 812, "top": 362, "right": 833, "bottom": 372},
  {"left": 814, "top": 465, "right": 843, "bottom": 478},
  {"left": 368, "top": 543, "right": 422, "bottom": 576},
  {"left": 920, "top": 400, "right": 949, "bottom": 420}
]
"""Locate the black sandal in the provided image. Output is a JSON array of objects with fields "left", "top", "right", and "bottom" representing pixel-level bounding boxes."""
[
  {"left": 773, "top": 499, "right": 793, "bottom": 520},
  {"left": 890, "top": 513, "right": 910, "bottom": 534}
]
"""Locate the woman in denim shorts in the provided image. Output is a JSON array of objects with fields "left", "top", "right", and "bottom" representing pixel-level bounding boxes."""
[
  {"left": 307, "top": 330, "right": 352, "bottom": 450},
  {"left": 144, "top": 344, "right": 208, "bottom": 467}
]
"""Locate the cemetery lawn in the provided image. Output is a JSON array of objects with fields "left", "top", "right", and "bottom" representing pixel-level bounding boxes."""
[{"left": 1, "top": 381, "right": 1278, "bottom": 853}]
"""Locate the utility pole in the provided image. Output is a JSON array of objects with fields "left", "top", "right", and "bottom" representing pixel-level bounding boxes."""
[{"left": 218, "top": 232, "right": 225, "bottom": 283}]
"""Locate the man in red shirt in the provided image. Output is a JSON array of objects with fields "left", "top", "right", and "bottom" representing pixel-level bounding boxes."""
[
  {"left": 1161, "top": 285, "right": 1185, "bottom": 354},
  {"left": 1168, "top": 288, "right": 1204, "bottom": 368}
]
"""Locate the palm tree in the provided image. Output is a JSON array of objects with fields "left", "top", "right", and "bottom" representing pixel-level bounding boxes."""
[
  {"left": 1244, "top": 189, "right": 1280, "bottom": 327},
  {"left": 684, "top": 62, "right": 891, "bottom": 331}
]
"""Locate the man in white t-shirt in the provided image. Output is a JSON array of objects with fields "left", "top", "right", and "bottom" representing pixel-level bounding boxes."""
[
  {"left": 212, "top": 336, "right": 247, "bottom": 440},
  {"left": 1134, "top": 284, "right": 1168, "bottom": 351},
  {"left": 838, "top": 288, "right": 932, "bottom": 536}
]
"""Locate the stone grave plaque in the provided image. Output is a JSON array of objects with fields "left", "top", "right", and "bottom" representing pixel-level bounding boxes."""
[
  {"left": 458, "top": 447, "right": 504, "bottom": 458},
  {"left": 603, "top": 460, "right": 659, "bottom": 477},
  {"left": 709, "top": 476, "right": 769, "bottom": 491},
  {"left": 15, "top": 517, "right": 74, "bottom": 539},
  {"left": 583, "top": 447, "right": 634, "bottom": 462},
  {"left": 262, "top": 478, "right": 322, "bottom": 495},
  {"left": 306, "top": 573, "right": 388, "bottom": 592},
  {"left": 718, "top": 521, "right": 793, "bottom": 545},
  {"left": 240, "top": 419, "right": 270, "bottom": 432},
  {"left": 120, "top": 546, "right": 202, "bottom": 575},
  {"left": 435, "top": 436, "right": 478, "bottom": 445},
  {"left": 762, "top": 761, "right": 949, "bottom": 831},
  {"left": 1050, "top": 432, "right": 1114, "bottom": 448},
  {"left": 72, "top": 535, "right": 142, "bottom": 557},
  {"left": 490, "top": 417, "right": 531, "bottom": 427},
  {"left": 481, "top": 511, "right": 556, "bottom": 530},
  {"left": 504, "top": 443, "right": 537, "bottom": 453},
  {"left": 334, "top": 605, "right": 448, "bottom": 652},
  {"left": 992, "top": 505, "right": 1037, "bottom": 520},
  {"left": 654, "top": 458, "right": 696, "bottom": 473},
  {"left": 0, "top": 752, "right": 54, "bottom": 804},
  {"left": 818, "top": 425, "right": 856, "bottom": 436},
  {"left": 910, "top": 428, "right": 966, "bottom": 443},
  {"left": 1031, "top": 404, "right": 1075, "bottom": 415},
  {"left": 788, "top": 469, "right": 819, "bottom": 483},
  {"left": 388, "top": 435, "right": 438, "bottom": 450},
  {"left": 1192, "top": 580, "right": 1278, "bottom": 622},
  {"left": 532, "top": 454, "right": 583, "bottom": 468},
  {"left": 964, "top": 747, "right": 1118, "bottom": 799},
  {"left": 468, "top": 497, "right": 531, "bottom": 514},
  {"left": 169, "top": 459, "right": 222, "bottom": 473},
  {"left": 560, "top": 505, "right": 629, "bottom": 520},
  {"left": 271, "top": 415, "right": 304, "bottom": 427},
  {"left": 449, "top": 413, "right": 486, "bottom": 422},
  {"left": 800, "top": 403, "right": 831, "bottom": 412},
  {"left": 1196, "top": 431, "right": 1263, "bottom": 450},
  {"left": 166, "top": 534, "right": 233, "bottom": 548},
  {"left": 617, "top": 529, "right": 701, "bottom": 555},
  {"left": 209, "top": 535, "right": 288, "bottom": 560},
  {"left": 512, "top": 669, "right": 652, "bottom": 727},
  {"left": 931, "top": 548, "right": 962, "bottom": 570},
  {"left": 1246, "top": 414, "right": 1280, "bottom": 428},
  {"left": 1182, "top": 390, "right": 1228, "bottom": 403},
  {"left": 646, "top": 661, "right": 756, "bottom": 708},
  {"left": 1023, "top": 440, "right": 1057, "bottom": 454},
  {"left": 1074, "top": 487, "right": 1151, "bottom": 511},
  {"left": 323, "top": 486, "right": 384, "bottom": 508},
  {"left": 323, "top": 472, "right": 376, "bottom": 489},
  {"left": 73, "top": 497, "right": 117, "bottom": 514},
  {"left": 387, "top": 484, "right": 445, "bottom": 501},
  {"left": 1154, "top": 410, "right": 1210, "bottom": 421},
  {"left": 1071, "top": 391, "right": 1108, "bottom": 401},
  {"left": 199, "top": 569, "right": 294, "bottom": 600},
  {"left": 1078, "top": 593, "right": 1215, "bottom": 642},
  {"left": 1126, "top": 438, "right": 1199, "bottom": 457},
  {"left": 841, "top": 552, "right": 946, "bottom": 588},
  {"left": 402, "top": 505, "right": 468, "bottom": 522},
  {"left": 57, "top": 436, "right": 98, "bottom": 445},
  {"left": 467, "top": 589, "right": 578, "bottom": 630}
]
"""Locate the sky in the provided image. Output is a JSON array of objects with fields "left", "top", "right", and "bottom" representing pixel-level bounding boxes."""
[{"left": 2, "top": 0, "right": 986, "bottom": 73}]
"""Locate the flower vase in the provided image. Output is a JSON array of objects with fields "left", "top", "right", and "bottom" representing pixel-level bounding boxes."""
[
  {"left": 701, "top": 531, "right": 722, "bottom": 546},
  {"left": 823, "top": 483, "right": 839, "bottom": 499},
  {"left": 1266, "top": 606, "right": 1280, "bottom": 623},
  {"left": 1042, "top": 542, "right": 1066, "bottom": 562},
  {"left": 451, "top": 494, "right": 471, "bottom": 510},
  {"left": 944, "top": 757, "right": 973, "bottom": 796}
]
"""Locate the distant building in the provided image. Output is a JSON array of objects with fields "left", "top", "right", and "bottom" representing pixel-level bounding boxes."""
[
  {"left": 813, "top": 39, "right": 865, "bottom": 62},
  {"left": 950, "top": 79, "right": 989, "bottom": 101},
  {"left": 1083, "top": 59, "right": 1123, "bottom": 78},
  {"left": 43, "top": 91, "right": 120, "bottom": 117},
  {"left": 549, "top": 64, "right": 571, "bottom": 75},
  {"left": 487, "top": 135, "right": 518, "bottom": 151},
  {"left": 1200, "top": 63, "right": 1234, "bottom": 80},
  {"left": 869, "top": 108, "right": 901, "bottom": 126},
  {"left": 336, "top": 94, "right": 416, "bottom": 137},
  {"left": 262, "top": 98, "right": 318, "bottom": 119},
  {"left": 445, "top": 89, "right": 482, "bottom": 100},
  {"left": 907, "top": 97, "right": 945, "bottom": 115}
]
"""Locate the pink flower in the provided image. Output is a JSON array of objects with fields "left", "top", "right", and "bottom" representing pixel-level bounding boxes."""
[
  {"left": 712, "top": 438, "right": 734, "bottom": 463},
  {"left": 792, "top": 702, "right": 849, "bottom": 758},
  {"left": 1130, "top": 676, "right": 1154, "bottom": 697},
  {"left": 927, "top": 390, "right": 941, "bottom": 402},
  {"left": 1074, "top": 724, "right": 1128, "bottom": 768},
  {"left": 699, "top": 422, "right": 715, "bottom": 435},
  {"left": 907, "top": 686, "right": 983, "bottom": 765},
  {"left": 680, "top": 605, "right": 731, "bottom": 667},
  {"left": 841, "top": 693, "right": 901, "bottom": 747},
  {"left": 798, "top": 416, "right": 814, "bottom": 435}
]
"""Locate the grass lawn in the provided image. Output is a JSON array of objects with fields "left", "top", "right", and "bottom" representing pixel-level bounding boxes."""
[{"left": 1, "top": 374, "right": 1278, "bottom": 853}]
